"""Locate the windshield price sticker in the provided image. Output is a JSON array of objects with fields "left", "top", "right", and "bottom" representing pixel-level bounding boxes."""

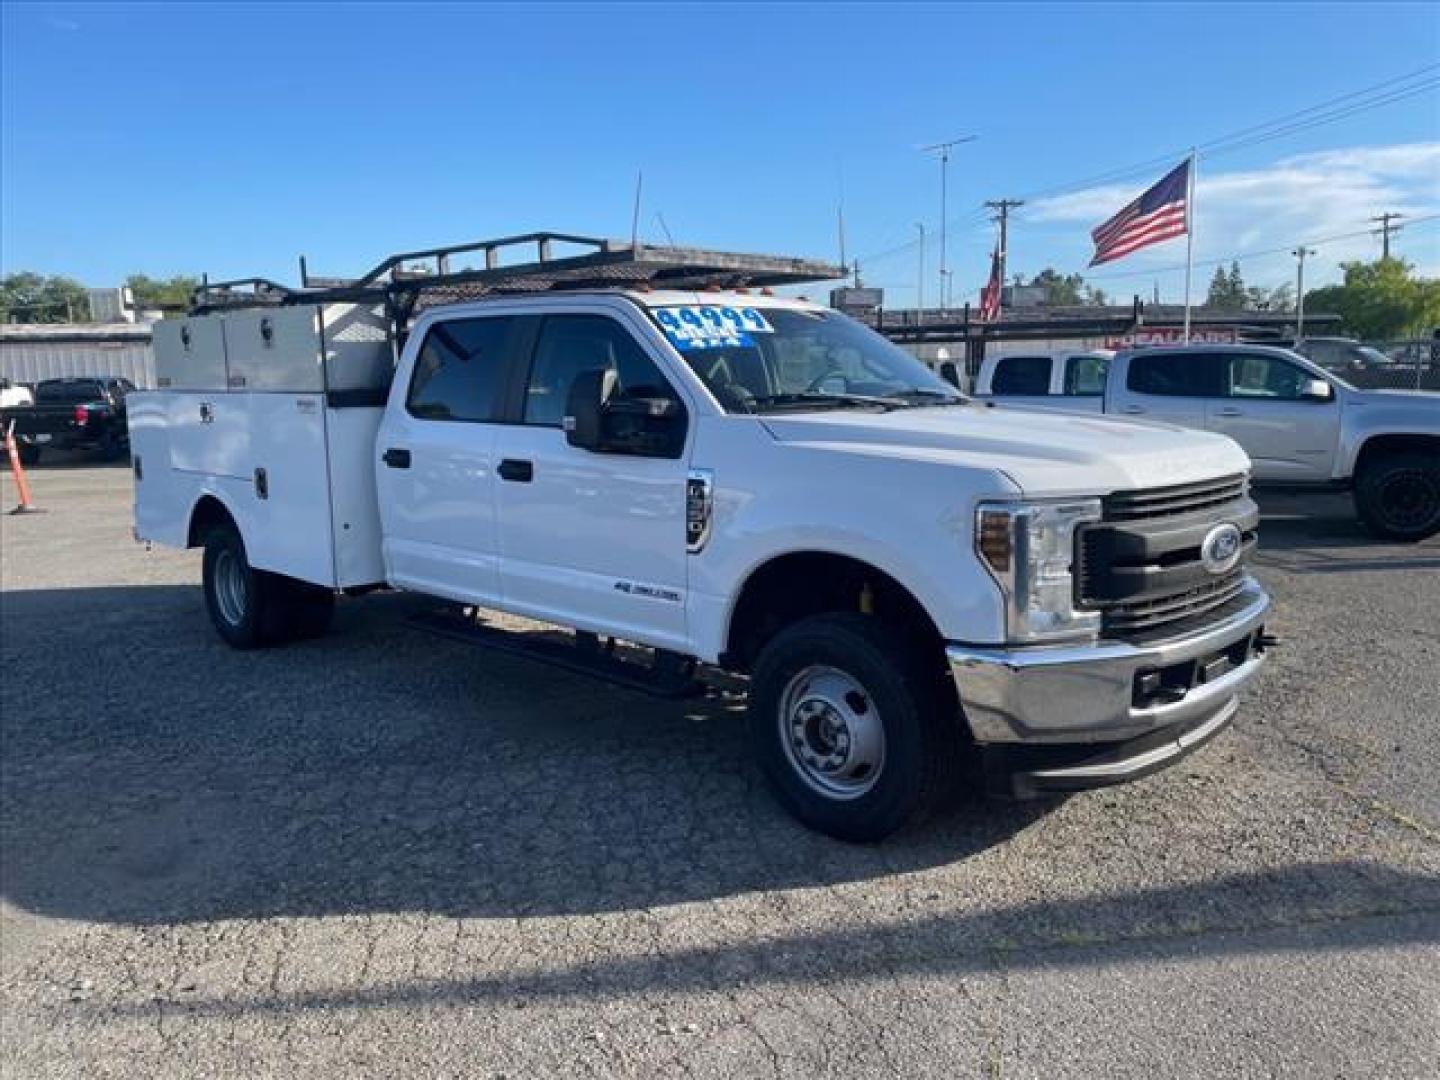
[{"left": 654, "top": 306, "right": 773, "bottom": 350}]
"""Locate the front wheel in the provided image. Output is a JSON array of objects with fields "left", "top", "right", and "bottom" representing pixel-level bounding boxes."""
[
  {"left": 747, "top": 613, "right": 963, "bottom": 842},
  {"left": 1355, "top": 452, "right": 1440, "bottom": 542}
]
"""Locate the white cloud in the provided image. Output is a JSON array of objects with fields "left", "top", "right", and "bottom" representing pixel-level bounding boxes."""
[{"left": 1025, "top": 142, "right": 1440, "bottom": 288}]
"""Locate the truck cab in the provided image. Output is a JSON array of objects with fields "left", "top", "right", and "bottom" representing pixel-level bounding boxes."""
[{"left": 130, "top": 235, "right": 1275, "bottom": 841}]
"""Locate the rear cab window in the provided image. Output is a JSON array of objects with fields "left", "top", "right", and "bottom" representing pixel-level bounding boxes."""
[
  {"left": 1126, "top": 352, "right": 1227, "bottom": 397},
  {"left": 36, "top": 380, "right": 106, "bottom": 403},
  {"left": 406, "top": 317, "right": 515, "bottom": 422},
  {"left": 990, "top": 355, "right": 1053, "bottom": 396}
]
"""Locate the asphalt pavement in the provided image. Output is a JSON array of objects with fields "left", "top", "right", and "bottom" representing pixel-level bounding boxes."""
[{"left": 2, "top": 463, "right": 1437, "bottom": 1078}]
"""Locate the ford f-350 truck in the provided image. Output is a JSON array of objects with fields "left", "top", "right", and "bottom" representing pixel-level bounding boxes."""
[{"left": 130, "top": 234, "right": 1272, "bottom": 841}]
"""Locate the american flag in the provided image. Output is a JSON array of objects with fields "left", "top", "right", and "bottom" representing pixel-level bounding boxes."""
[
  {"left": 978, "top": 245, "right": 1002, "bottom": 322},
  {"left": 1089, "top": 159, "right": 1191, "bottom": 266}
]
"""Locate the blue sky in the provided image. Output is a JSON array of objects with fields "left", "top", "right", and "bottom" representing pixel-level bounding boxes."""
[{"left": 3, "top": 2, "right": 1437, "bottom": 305}]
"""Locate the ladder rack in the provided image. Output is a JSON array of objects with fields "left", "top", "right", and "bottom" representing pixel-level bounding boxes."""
[{"left": 191, "top": 232, "right": 844, "bottom": 326}]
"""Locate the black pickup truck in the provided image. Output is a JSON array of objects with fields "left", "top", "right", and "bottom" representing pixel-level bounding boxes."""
[{"left": 1, "top": 376, "right": 135, "bottom": 465}]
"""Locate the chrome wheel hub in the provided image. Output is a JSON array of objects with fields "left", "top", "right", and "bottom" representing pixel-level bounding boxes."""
[{"left": 778, "top": 665, "right": 885, "bottom": 799}]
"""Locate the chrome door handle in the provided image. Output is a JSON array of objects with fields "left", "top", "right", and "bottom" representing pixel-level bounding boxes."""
[
  {"left": 1216, "top": 407, "right": 1243, "bottom": 417},
  {"left": 199, "top": 402, "right": 214, "bottom": 423},
  {"left": 1120, "top": 405, "right": 1145, "bottom": 414}
]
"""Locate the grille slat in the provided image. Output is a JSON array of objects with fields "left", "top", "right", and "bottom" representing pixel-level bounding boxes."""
[
  {"left": 1099, "top": 573, "right": 1246, "bottom": 634},
  {"left": 1103, "top": 473, "right": 1248, "bottom": 522}
]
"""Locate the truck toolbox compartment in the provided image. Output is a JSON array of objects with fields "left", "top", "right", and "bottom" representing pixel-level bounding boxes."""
[{"left": 154, "top": 316, "right": 227, "bottom": 391}]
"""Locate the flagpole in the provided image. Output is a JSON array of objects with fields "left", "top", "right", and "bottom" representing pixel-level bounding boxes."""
[{"left": 1182, "top": 149, "right": 1197, "bottom": 344}]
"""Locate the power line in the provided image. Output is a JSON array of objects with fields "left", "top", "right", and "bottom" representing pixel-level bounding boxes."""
[{"left": 857, "top": 62, "right": 1439, "bottom": 272}]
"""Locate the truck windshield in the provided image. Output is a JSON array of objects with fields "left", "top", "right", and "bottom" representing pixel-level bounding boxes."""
[{"left": 650, "top": 305, "right": 964, "bottom": 413}]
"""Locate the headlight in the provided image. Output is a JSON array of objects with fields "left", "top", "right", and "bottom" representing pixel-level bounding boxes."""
[{"left": 976, "top": 499, "right": 1102, "bottom": 643}]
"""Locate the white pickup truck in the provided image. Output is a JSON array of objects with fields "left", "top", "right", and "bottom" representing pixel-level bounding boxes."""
[
  {"left": 131, "top": 236, "right": 1273, "bottom": 841},
  {"left": 975, "top": 345, "right": 1440, "bottom": 541}
]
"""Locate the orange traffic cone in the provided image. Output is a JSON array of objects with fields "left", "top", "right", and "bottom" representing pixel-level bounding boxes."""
[{"left": 5, "top": 421, "right": 45, "bottom": 515}]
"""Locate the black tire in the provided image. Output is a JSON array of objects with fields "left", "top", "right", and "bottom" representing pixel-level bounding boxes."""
[
  {"left": 202, "top": 524, "right": 336, "bottom": 648},
  {"left": 203, "top": 523, "right": 275, "bottom": 649},
  {"left": 16, "top": 442, "right": 40, "bottom": 467},
  {"left": 747, "top": 612, "right": 963, "bottom": 842},
  {"left": 1354, "top": 452, "right": 1440, "bottom": 542},
  {"left": 96, "top": 431, "right": 126, "bottom": 462}
]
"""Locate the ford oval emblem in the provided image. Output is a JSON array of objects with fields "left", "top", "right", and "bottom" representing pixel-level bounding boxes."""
[{"left": 1201, "top": 523, "right": 1244, "bottom": 576}]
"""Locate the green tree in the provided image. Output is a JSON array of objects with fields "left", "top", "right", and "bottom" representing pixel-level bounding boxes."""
[
  {"left": 1304, "top": 257, "right": 1440, "bottom": 339},
  {"left": 1244, "top": 283, "right": 1293, "bottom": 312},
  {"left": 0, "top": 272, "right": 89, "bottom": 323},
  {"left": 1017, "top": 267, "right": 1096, "bottom": 306},
  {"left": 1206, "top": 262, "right": 1248, "bottom": 310},
  {"left": 125, "top": 274, "right": 199, "bottom": 312}
]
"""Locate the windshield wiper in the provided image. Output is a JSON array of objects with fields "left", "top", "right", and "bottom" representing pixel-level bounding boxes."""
[
  {"left": 884, "top": 388, "right": 968, "bottom": 407},
  {"left": 747, "top": 392, "right": 900, "bottom": 413}
]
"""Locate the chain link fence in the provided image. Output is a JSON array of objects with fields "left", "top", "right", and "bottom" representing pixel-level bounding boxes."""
[{"left": 1341, "top": 339, "right": 1439, "bottom": 391}]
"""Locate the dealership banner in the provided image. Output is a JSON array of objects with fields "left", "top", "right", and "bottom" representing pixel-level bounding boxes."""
[{"left": 1104, "top": 328, "right": 1238, "bottom": 349}]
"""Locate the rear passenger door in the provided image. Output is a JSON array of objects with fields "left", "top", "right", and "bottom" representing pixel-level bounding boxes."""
[
  {"left": 376, "top": 315, "right": 519, "bottom": 604},
  {"left": 493, "top": 309, "right": 692, "bottom": 652},
  {"left": 1111, "top": 351, "right": 1227, "bottom": 429}
]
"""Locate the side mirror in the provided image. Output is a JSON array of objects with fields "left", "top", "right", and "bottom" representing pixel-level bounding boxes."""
[
  {"left": 1301, "top": 378, "right": 1333, "bottom": 402},
  {"left": 564, "top": 367, "right": 616, "bottom": 451}
]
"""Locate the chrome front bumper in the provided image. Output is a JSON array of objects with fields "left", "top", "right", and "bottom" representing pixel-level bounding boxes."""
[{"left": 947, "top": 579, "right": 1271, "bottom": 793}]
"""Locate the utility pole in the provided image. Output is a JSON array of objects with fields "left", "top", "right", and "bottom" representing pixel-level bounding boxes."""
[
  {"left": 914, "top": 222, "right": 925, "bottom": 316},
  {"left": 984, "top": 199, "right": 1024, "bottom": 307},
  {"left": 920, "top": 135, "right": 976, "bottom": 310},
  {"left": 1293, "top": 246, "right": 1316, "bottom": 340},
  {"left": 1371, "top": 212, "right": 1404, "bottom": 259}
]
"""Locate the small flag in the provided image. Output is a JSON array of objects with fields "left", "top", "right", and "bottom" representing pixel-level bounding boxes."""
[
  {"left": 1089, "top": 159, "right": 1190, "bottom": 266},
  {"left": 978, "top": 246, "right": 1002, "bottom": 322}
]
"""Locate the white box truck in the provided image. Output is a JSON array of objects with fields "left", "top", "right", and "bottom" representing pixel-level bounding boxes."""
[{"left": 131, "top": 233, "right": 1272, "bottom": 840}]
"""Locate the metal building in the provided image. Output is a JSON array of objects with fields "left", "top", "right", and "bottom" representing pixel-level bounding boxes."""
[{"left": 0, "top": 323, "right": 156, "bottom": 387}]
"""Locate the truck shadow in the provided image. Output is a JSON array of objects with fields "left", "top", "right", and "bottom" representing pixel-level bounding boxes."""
[
  {"left": 1253, "top": 490, "right": 1440, "bottom": 571},
  {"left": 1, "top": 585, "right": 1052, "bottom": 927}
]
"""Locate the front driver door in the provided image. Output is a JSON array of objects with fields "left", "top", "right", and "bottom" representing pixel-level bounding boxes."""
[
  {"left": 1207, "top": 352, "right": 1340, "bottom": 482},
  {"left": 493, "top": 310, "right": 692, "bottom": 653}
]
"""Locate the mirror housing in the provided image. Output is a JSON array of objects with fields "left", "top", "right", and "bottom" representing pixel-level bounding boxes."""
[
  {"left": 564, "top": 367, "right": 615, "bottom": 451},
  {"left": 565, "top": 368, "right": 686, "bottom": 458},
  {"left": 1300, "top": 378, "right": 1334, "bottom": 402}
]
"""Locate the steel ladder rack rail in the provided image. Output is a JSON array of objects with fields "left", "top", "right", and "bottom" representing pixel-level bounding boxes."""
[{"left": 189, "top": 231, "right": 845, "bottom": 339}]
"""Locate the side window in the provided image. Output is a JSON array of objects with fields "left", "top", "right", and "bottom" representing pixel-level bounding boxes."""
[
  {"left": 1063, "top": 354, "right": 1110, "bottom": 396},
  {"left": 524, "top": 314, "right": 676, "bottom": 427},
  {"left": 991, "top": 355, "right": 1052, "bottom": 396},
  {"left": 406, "top": 317, "right": 513, "bottom": 422},
  {"left": 1127, "top": 352, "right": 1227, "bottom": 397},
  {"left": 1228, "top": 354, "right": 1313, "bottom": 400}
]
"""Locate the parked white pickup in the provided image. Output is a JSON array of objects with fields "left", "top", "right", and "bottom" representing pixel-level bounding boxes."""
[
  {"left": 974, "top": 344, "right": 1440, "bottom": 540},
  {"left": 131, "top": 272, "right": 1275, "bottom": 840}
]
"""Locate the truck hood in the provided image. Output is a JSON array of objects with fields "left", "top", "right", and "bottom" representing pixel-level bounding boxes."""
[{"left": 759, "top": 404, "right": 1250, "bottom": 497}]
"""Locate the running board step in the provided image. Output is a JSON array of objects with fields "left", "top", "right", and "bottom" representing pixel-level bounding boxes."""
[{"left": 407, "top": 607, "right": 706, "bottom": 699}]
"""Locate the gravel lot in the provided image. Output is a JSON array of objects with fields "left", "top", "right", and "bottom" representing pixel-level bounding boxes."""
[{"left": 3, "top": 462, "right": 1438, "bottom": 1078}]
